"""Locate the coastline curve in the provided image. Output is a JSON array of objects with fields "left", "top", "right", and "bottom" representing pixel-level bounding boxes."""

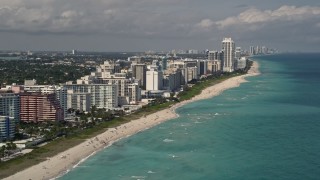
[{"left": 4, "top": 61, "right": 260, "bottom": 180}]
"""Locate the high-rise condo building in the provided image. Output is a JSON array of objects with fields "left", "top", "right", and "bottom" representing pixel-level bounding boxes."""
[
  {"left": 0, "top": 93, "right": 20, "bottom": 123},
  {"left": 207, "top": 60, "right": 221, "bottom": 74},
  {"left": 64, "top": 84, "right": 118, "bottom": 110},
  {"left": 163, "top": 68, "right": 182, "bottom": 91},
  {"left": 23, "top": 85, "right": 68, "bottom": 118},
  {"left": 132, "top": 64, "right": 147, "bottom": 90},
  {"left": 161, "top": 57, "right": 168, "bottom": 71},
  {"left": 0, "top": 116, "right": 15, "bottom": 141},
  {"left": 20, "top": 93, "right": 64, "bottom": 122},
  {"left": 222, "top": 38, "right": 235, "bottom": 72},
  {"left": 197, "top": 60, "right": 208, "bottom": 76},
  {"left": 250, "top": 46, "right": 255, "bottom": 55},
  {"left": 235, "top": 47, "right": 241, "bottom": 60},
  {"left": 146, "top": 69, "right": 163, "bottom": 91},
  {"left": 208, "top": 51, "right": 220, "bottom": 61},
  {"left": 67, "top": 90, "right": 91, "bottom": 112}
]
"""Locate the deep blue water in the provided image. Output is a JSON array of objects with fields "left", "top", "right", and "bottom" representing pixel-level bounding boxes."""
[{"left": 60, "top": 53, "right": 320, "bottom": 180}]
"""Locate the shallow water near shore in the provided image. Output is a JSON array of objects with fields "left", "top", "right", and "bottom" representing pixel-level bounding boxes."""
[{"left": 60, "top": 53, "right": 320, "bottom": 180}]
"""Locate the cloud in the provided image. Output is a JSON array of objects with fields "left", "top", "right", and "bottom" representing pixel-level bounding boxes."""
[
  {"left": 189, "top": 5, "right": 320, "bottom": 51},
  {"left": 1, "top": 1, "right": 320, "bottom": 51},
  {"left": 196, "top": 19, "right": 215, "bottom": 30},
  {"left": 0, "top": 0, "right": 195, "bottom": 37},
  {"left": 216, "top": 5, "right": 320, "bottom": 28}
]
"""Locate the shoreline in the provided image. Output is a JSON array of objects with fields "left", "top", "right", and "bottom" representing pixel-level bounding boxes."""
[{"left": 5, "top": 61, "right": 260, "bottom": 180}]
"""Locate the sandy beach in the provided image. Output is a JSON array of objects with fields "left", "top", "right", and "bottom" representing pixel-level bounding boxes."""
[{"left": 5, "top": 61, "right": 260, "bottom": 180}]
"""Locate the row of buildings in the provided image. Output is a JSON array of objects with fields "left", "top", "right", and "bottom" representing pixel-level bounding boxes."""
[
  {"left": 249, "top": 45, "right": 278, "bottom": 55},
  {"left": 0, "top": 37, "right": 247, "bottom": 141},
  {"left": 0, "top": 86, "right": 67, "bottom": 141}
]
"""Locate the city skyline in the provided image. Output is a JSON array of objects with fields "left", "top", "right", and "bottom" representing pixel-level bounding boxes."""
[{"left": 0, "top": 0, "right": 320, "bottom": 52}]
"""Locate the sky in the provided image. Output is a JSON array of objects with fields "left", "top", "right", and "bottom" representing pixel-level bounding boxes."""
[{"left": 0, "top": 0, "right": 320, "bottom": 52}]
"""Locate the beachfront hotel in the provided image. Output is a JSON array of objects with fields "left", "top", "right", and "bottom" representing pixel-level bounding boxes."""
[
  {"left": 23, "top": 85, "right": 68, "bottom": 119},
  {"left": 146, "top": 69, "right": 163, "bottom": 91},
  {"left": 222, "top": 37, "right": 235, "bottom": 72},
  {"left": 20, "top": 93, "right": 64, "bottom": 122},
  {"left": 67, "top": 91, "right": 91, "bottom": 112},
  {"left": 64, "top": 84, "right": 119, "bottom": 110}
]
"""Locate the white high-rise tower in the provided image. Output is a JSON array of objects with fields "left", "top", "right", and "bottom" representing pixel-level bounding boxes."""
[
  {"left": 222, "top": 38, "right": 235, "bottom": 72},
  {"left": 146, "top": 61, "right": 163, "bottom": 91}
]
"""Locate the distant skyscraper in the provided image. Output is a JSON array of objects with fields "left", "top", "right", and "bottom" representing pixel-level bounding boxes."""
[
  {"left": 222, "top": 38, "right": 235, "bottom": 72},
  {"left": 161, "top": 57, "right": 168, "bottom": 71},
  {"left": 256, "top": 46, "right": 260, "bottom": 54},
  {"left": 262, "top": 46, "right": 267, "bottom": 54},
  {"left": 133, "top": 64, "right": 147, "bottom": 90},
  {"left": 250, "top": 46, "right": 255, "bottom": 55},
  {"left": 235, "top": 47, "right": 241, "bottom": 60},
  {"left": 146, "top": 69, "right": 163, "bottom": 91}
]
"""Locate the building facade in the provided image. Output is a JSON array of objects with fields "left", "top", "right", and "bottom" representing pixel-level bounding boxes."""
[
  {"left": 0, "top": 116, "right": 15, "bottom": 142},
  {"left": 163, "top": 68, "right": 182, "bottom": 91},
  {"left": 146, "top": 70, "right": 163, "bottom": 91},
  {"left": 222, "top": 37, "right": 235, "bottom": 72},
  {"left": 67, "top": 90, "right": 91, "bottom": 112},
  {"left": 197, "top": 60, "right": 208, "bottom": 76},
  {"left": 187, "top": 67, "right": 198, "bottom": 82},
  {"left": 235, "top": 57, "right": 247, "bottom": 70},
  {"left": 20, "top": 93, "right": 64, "bottom": 122},
  {"left": 235, "top": 47, "right": 241, "bottom": 60},
  {"left": 132, "top": 64, "right": 147, "bottom": 90},
  {"left": 207, "top": 60, "right": 222, "bottom": 74},
  {"left": 127, "top": 83, "right": 141, "bottom": 104},
  {"left": 0, "top": 93, "right": 20, "bottom": 123},
  {"left": 23, "top": 85, "right": 68, "bottom": 118},
  {"left": 97, "top": 61, "right": 121, "bottom": 76},
  {"left": 64, "top": 84, "right": 118, "bottom": 110}
]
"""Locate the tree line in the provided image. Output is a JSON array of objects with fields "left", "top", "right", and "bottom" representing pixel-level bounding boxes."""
[{"left": 0, "top": 60, "right": 94, "bottom": 86}]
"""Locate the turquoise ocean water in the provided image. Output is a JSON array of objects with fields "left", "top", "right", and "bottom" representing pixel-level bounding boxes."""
[{"left": 60, "top": 53, "right": 320, "bottom": 180}]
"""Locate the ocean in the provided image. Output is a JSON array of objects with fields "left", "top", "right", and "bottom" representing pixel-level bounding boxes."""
[{"left": 59, "top": 53, "right": 320, "bottom": 180}]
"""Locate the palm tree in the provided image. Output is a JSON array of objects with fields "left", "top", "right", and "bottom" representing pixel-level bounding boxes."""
[
  {"left": 6, "top": 142, "right": 17, "bottom": 151},
  {"left": 91, "top": 105, "right": 97, "bottom": 117}
]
